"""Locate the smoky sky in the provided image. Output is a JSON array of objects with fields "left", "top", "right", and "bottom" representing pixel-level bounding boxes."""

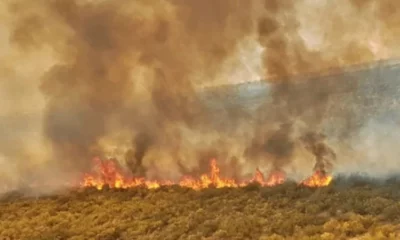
[{"left": 1, "top": 0, "right": 400, "bottom": 188}]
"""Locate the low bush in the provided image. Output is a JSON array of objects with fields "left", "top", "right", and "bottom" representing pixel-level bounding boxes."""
[{"left": 1, "top": 184, "right": 400, "bottom": 239}]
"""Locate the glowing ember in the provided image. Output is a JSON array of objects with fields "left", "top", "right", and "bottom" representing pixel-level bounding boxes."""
[
  {"left": 81, "top": 158, "right": 332, "bottom": 190},
  {"left": 301, "top": 170, "right": 333, "bottom": 187}
]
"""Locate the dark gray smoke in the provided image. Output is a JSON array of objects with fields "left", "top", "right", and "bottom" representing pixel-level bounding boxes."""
[{"left": 300, "top": 132, "right": 336, "bottom": 174}]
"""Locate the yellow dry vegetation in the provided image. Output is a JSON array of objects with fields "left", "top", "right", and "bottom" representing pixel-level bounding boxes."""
[{"left": 1, "top": 180, "right": 400, "bottom": 240}]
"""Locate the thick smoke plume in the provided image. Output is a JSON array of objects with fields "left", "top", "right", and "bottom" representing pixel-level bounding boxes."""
[
  {"left": 5, "top": 0, "right": 256, "bottom": 178},
  {"left": 245, "top": 0, "right": 400, "bottom": 176},
  {"left": 1, "top": 0, "right": 400, "bottom": 192}
]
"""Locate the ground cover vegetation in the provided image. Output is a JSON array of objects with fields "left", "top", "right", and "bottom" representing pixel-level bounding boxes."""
[{"left": 1, "top": 177, "right": 400, "bottom": 240}]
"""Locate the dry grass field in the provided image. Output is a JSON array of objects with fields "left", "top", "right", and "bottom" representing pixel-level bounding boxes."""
[{"left": 1, "top": 178, "right": 400, "bottom": 240}]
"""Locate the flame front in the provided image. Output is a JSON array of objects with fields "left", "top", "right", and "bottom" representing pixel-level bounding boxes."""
[
  {"left": 81, "top": 158, "right": 332, "bottom": 190},
  {"left": 300, "top": 170, "right": 333, "bottom": 187},
  {"left": 249, "top": 168, "right": 286, "bottom": 187}
]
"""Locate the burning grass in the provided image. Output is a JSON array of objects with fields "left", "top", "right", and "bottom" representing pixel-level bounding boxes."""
[
  {"left": 81, "top": 158, "right": 332, "bottom": 191},
  {"left": 2, "top": 178, "right": 400, "bottom": 240}
]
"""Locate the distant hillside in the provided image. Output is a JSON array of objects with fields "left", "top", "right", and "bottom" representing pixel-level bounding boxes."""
[{"left": 200, "top": 60, "right": 400, "bottom": 136}]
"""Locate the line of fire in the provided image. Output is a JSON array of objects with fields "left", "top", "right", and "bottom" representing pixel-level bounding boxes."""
[{"left": 81, "top": 59, "right": 400, "bottom": 191}]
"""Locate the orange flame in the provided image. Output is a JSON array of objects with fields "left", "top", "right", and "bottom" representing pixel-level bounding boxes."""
[
  {"left": 249, "top": 168, "right": 286, "bottom": 187},
  {"left": 81, "top": 158, "right": 332, "bottom": 190},
  {"left": 301, "top": 170, "right": 333, "bottom": 187},
  {"left": 265, "top": 170, "right": 286, "bottom": 186}
]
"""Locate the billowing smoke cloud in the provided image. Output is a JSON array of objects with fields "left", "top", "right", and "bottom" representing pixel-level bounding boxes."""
[
  {"left": 245, "top": 0, "right": 400, "bottom": 176},
  {"left": 3, "top": 0, "right": 257, "bottom": 184},
  {"left": 1, "top": 0, "right": 400, "bottom": 192},
  {"left": 259, "top": 0, "right": 400, "bottom": 77}
]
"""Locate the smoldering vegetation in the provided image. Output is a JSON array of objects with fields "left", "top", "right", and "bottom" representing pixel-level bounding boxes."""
[{"left": 1, "top": 0, "right": 400, "bottom": 191}]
